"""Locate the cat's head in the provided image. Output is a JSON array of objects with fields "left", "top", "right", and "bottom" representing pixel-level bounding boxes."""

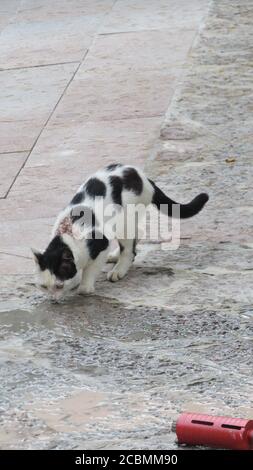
[{"left": 32, "top": 235, "right": 77, "bottom": 298}]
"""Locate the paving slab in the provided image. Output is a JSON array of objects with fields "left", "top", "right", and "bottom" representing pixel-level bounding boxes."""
[
  {"left": 16, "top": 0, "right": 115, "bottom": 21},
  {"left": 101, "top": 0, "right": 209, "bottom": 33},
  {"left": 0, "top": 152, "right": 27, "bottom": 198},
  {"left": 47, "top": 68, "right": 182, "bottom": 124},
  {"left": 0, "top": 1, "right": 115, "bottom": 68},
  {"left": 0, "top": 1, "right": 20, "bottom": 33},
  {"left": 48, "top": 28, "right": 195, "bottom": 126},
  {"left": 0, "top": 218, "right": 54, "bottom": 258},
  {"left": 80, "top": 29, "right": 197, "bottom": 71},
  {"left": 0, "top": 253, "right": 32, "bottom": 275},
  {"left": 0, "top": 63, "right": 77, "bottom": 153},
  {"left": 25, "top": 117, "right": 162, "bottom": 169},
  {"left": 0, "top": 192, "right": 67, "bottom": 223}
]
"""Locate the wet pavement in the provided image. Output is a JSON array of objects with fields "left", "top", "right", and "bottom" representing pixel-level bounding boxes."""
[
  {"left": 1, "top": 0, "right": 253, "bottom": 450},
  {"left": 1, "top": 239, "right": 253, "bottom": 449}
]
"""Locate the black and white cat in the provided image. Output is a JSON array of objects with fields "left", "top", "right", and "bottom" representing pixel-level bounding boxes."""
[{"left": 33, "top": 164, "right": 208, "bottom": 299}]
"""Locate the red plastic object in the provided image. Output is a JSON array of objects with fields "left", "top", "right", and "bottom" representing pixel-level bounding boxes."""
[{"left": 173, "top": 412, "right": 253, "bottom": 450}]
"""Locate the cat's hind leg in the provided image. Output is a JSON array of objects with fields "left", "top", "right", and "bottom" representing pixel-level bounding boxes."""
[{"left": 107, "top": 239, "right": 136, "bottom": 282}]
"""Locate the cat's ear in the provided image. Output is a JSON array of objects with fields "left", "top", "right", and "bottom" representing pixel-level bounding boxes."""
[{"left": 31, "top": 247, "right": 42, "bottom": 264}]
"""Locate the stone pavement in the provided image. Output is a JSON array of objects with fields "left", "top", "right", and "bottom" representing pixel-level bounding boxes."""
[
  {"left": 0, "top": 0, "right": 208, "bottom": 272},
  {"left": 1, "top": 0, "right": 253, "bottom": 451}
]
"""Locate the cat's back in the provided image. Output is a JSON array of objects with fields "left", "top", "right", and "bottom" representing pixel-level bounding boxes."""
[{"left": 82, "top": 163, "right": 153, "bottom": 206}]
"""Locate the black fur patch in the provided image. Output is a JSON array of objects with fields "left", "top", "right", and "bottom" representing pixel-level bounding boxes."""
[
  {"left": 71, "top": 191, "right": 85, "bottom": 205},
  {"left": 37, "top": 236, "right": 77, "bottom": 281},
  {"left": 109, "top": 175, "right": 123, "bottom": 205},
  {"left": 149, "top": 178, "right": 209, "bottom": 219},
  {"left": 106, "top": 163, "right": 122, "bottom": 171},
  {"left": 123, "top": 167, "right": 143, "bottom": 195},
  {"left": 85, "top": 178, "right": 106, "bottom": 198},
  {"left": 87, "top": 231, "right": 109, "bottom": 260}
]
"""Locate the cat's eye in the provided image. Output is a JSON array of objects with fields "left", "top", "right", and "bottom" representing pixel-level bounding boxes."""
[{"left": 55, "top": 284, "right": 63, "bottom": 290}]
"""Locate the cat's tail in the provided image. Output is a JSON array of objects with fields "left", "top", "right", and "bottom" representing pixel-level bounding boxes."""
[{"left": 149, "top": 180, "right": 209, "bottom": 218}]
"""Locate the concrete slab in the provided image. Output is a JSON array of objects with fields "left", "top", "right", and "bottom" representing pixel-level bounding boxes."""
[
  {"left": 0, "top": 19, "right": 90, "bottom": 68},
  {"left": 0, "top": 0, "right": 115, "bottom": 68},
  {"left": 0, "top": 0, "right": 21, "bottom": 13},
  {"left": 0, "top": 192, "right": 67, "bottom": 222},
  {"left": 7, "top": 165, "right": 81, "bottom": 201},
  {"left": 51, "top": 67, "right": 181, "bottom": 123},
  {"left": 0, "top": 1, "right": 116, "bottom": 67},
  {"left": 0, "top": 152, "right": 27, "bottom": 198},
  {"left": 0, "top": 63, "right": 77, "bottom": 153},
  {"left": 0, "top": 0, "right": 20, "bottom": 33},
  {"left": 23, "top": 117, "right": 162, "bottom": 170},
  {"left": 101, "top": 0, "right": 209, "bottom": 33},
  {"left": 17, "top": 0, "right": 115, "bottom": 21},
  {"left": 81, "top": 29, "right": 197, "bottom": 71},
  {"left": 49, "top": 27, "right": 196, "bottom": 125},
  {"left": 0, "top": 218, "right": 53, "bottom": 258},
  {"left": 0, "top": 253, "right": 32, "bottom": 275}
]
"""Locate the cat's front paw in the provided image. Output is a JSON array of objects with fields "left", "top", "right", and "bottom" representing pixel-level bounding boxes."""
[
  {"left": 107, "top": 268, "right": 125, "bottom": 282},
  {"left": 77, "top": 284, "right": 95, "bottom": 295}
]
